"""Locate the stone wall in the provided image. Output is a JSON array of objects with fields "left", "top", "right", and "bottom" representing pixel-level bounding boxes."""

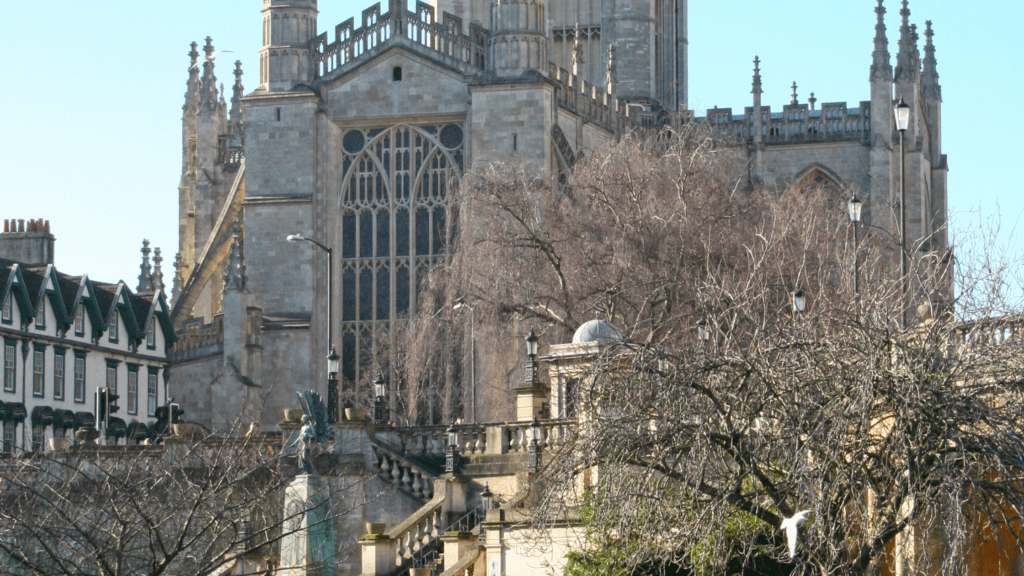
[
  {"left": 242, "top": 94, "right": 320, "bottom": 199},
  {"left": 469, "top": 83, "right": 553, "bottom": 172},
  {"left": 323, "top": 50, "right": 471, "bottom": 122}
]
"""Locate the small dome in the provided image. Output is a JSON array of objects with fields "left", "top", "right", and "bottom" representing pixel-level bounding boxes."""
[{"left": 572, "top": 319, "right": 624, "bottom": 345}]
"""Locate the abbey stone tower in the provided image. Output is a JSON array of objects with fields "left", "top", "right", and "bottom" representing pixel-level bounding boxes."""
[{"left": 168, "top": 0, "right": 948, "bottom": 431}]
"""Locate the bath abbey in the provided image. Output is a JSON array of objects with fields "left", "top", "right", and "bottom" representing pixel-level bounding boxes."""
[{"left": 169, "top": 0, "right": 948, "bottom": 434}]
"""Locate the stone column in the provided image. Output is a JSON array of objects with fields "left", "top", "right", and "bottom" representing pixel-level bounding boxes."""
[{"left": 280, "top": 475, "right": 336, "bottom": 576}]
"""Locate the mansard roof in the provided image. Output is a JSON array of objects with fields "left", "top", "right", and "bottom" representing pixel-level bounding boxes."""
[{"left": 0, "top": 256, "right": 175, "bottom": 348}]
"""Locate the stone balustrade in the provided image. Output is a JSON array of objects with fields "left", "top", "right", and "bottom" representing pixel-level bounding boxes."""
[
  {"left": 169, "top": 314, "right": 224, "bottom": 361},
  {"left": 389, "top": 499, "right": 445, "bottom": 567},
  {"left": 371, "top": 442, "right": 438, "bottom": 502},
  {"left": 386, "top": 419, "right": 576, "bottom": 459}
]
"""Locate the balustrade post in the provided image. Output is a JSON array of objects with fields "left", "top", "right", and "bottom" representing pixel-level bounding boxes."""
[{"left": 360, "top": 534, "right": 397, "bottom": 576}]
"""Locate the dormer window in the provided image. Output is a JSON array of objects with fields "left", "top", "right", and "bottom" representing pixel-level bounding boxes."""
[
  {"left": 1, "top": 294, "right": 11, "bottom": 324},
  {"left": 146, "top": 321, "right": 156, "bottom": 349},
  {"left": 35, "top": 305, "right": 45, "bottom": 331},
  {"left": 74, "top": 306, "right": 85, "bottom": 336},
  {"left": 108, "top": 313, "right": 119, "bottom": 343}
]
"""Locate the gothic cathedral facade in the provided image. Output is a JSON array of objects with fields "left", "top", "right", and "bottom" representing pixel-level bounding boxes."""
[{"left": 168, "top": 0, "right": 947, "bottom": 431}]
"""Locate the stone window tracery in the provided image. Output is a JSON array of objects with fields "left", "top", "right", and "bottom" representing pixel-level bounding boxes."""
[{"left": 338, "top": 123, "right": 463, "bottom": 398}]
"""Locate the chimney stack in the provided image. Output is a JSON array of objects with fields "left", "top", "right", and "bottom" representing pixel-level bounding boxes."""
[{"left": 0, "top": 219, "right": 55, "bottom": 266}]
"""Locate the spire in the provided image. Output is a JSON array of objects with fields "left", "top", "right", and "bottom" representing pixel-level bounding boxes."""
[
  {"left": 922, "top": 21, "right": 941, "bottom": 100},
  {"left": 752, "top": 56, "right": 763, "bottom": 147},
  {"left": 751, "top": 56, "right": 763, "bottom": 95},
  {"left": 871, "top": 0, "right": 892, "bottom": 82},
  {"left": 223, "top": 220, "right": 247, "bottom": 293},
  {"left": 199, "top": 37, "right": 220, "bottom": 111},
  {"left": 606, "top": 44, "right": 617, "bottom": 95},
  {"left": 219, "top": 83, "right": 227, "bottom": 110},
  {"left": 230, "top": 61, "right": 244, "bottom": 136},
  {"left": 152, "top": 248, "right": 165, "bottom": 295},
  {"left": 172, "top": 252, "right": 183, "bottom": 301},
  {"left": 790, "top": 81, "right": 798, "bottom": 105},
  {"left": 184, "top": 42, "right": 201, "bottom": 114},
  {"left": 894, "top": 0, "right": 918, "bottom": 83},
  {"left": 808, "top": 92, "right": 817, "bottom": 111},
  {"left": 137, "top": 240, "right": 153, "bottom": 293},
  {"left": 572, "top": 23, "right": 585, "bottom": 77}
]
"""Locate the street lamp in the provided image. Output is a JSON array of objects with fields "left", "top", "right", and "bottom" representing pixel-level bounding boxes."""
[
  {"left": 374, "top": 374, "right": 387, "bottom": 425},
  {"left": 791, "top": 288, "right": 807, "bottom": 314},
  {"left": 848, "top": 196, "right": 862, "bottom": 294},
  {"left": 895, "top": 96, "right": 910, "bottom": 329},
  {"left": 327, "top": 346, "right": 339, "bottom": 423},
  {"left": 525, "top": 329, "right": 539, "bottom": 385},
  {"left": 528, "top": 416, "right": 542, "bottom": 473},
  {"left": 287, "top": 233, "right": 335, "bottom": 418},
  {"left": 446, "top": 422, "right": 459, "bottom": 473},
  {"left": 453, "top": 301, "right": 476, "bottom": 424},
  {"left": 481, "top": 483, "right": 494, "bottom": 510}
]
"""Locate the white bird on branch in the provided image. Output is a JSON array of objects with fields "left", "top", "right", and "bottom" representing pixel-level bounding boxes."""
[
  {"left": 191, "top": 50, "right": 234, "bottom": 70},
  {"left": 780, "top": 510, "right": 813, "bottom": 560}
]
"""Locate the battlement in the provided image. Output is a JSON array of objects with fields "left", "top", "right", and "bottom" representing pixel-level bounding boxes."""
[
  {"left": 549, "top": 64, "right": 653, "bottom": 134},
  {"left": 700, "top": 101, "right": 872, "bottom": 145},
  {"left": 312, "top": 0, "right": 486, "bottom": 82}
]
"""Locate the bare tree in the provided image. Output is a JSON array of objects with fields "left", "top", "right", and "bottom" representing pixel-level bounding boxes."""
[
  {"left": 0, "top": 427, "right": 374, "bottom": 576},
  {"left": 440, "top": 127, "right": 1024, "bottom": 575}
]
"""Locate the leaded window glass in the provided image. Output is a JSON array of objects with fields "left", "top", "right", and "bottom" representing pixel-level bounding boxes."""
[{"left": 338, "top": 124, "right": 463, "bottom": 401}]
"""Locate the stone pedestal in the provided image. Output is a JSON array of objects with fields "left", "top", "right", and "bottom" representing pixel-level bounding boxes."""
[{"left": 280, "top": 475, "right": 336, "bottom": 576}]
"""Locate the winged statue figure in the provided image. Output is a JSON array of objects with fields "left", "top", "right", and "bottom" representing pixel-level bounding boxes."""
[{"left": 289, "top": 390, "right": 333, "bottom": 474}]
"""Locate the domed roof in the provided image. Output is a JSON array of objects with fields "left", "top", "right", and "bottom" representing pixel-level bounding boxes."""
[{"left": 572, "top": 319, "right": 624, "bottom": 345}]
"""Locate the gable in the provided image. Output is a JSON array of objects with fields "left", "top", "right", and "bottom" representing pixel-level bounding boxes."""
[
  {"left": 1, "top": 263, "right": 35, "bottom": 323},
  {"left": 36, "top": 266, "right": 70, "bottom": 330},
  {"left": 323, "top": 46, "right": 471, "bottom": 121},
  {"left": 71, "top": 277, "right": 107, "bottom": 340}
]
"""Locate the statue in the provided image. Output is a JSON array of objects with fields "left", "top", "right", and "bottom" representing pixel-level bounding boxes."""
[{"left": 289, "top": 390, "right": 333, "bottom": 474}]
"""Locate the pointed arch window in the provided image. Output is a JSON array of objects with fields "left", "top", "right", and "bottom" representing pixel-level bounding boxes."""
[{"left": 338, "top": 123, "right": 463, "bottom": 401}]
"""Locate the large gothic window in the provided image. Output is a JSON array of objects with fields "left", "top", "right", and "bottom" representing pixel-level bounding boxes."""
[{"left": 339, "top": 124, "right": 463, "bottom": 396}]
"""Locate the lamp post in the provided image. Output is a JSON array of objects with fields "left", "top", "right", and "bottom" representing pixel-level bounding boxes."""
[
  {"left": 895, "top": 96, "right": 911, "bottom": 329},
  {"left": 445, "top": 422, "right": 459, "bottom": 473},
  {"left": 525, "top": 329, "right": 539, "bottom": 385},
  {"left": 374, "top": 374, "right": 387, "bottom": 425},
  {"left": 481, "top": 483, "right": 494, "bottom": 510},
  {"left": 453, "top": 301, "right": 476, "bottom": 424},
  {"left": 848, "top": 195, "right": 862, "bottom": 294},
  {"left": 527, "top": 416, "right": 542, "bottom": 473},
  {"left": 286, "top": 234, "right": 335, "bottom": 419},
  {"left": 327, "top": 346, "right": 339, "bottom": 423}
]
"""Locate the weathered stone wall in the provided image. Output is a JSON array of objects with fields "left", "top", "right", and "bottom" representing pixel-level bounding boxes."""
[
  {"left": 244, "top": 200, "right": 314, "bottom": 316},
  {"left": 322, "top": 50, "right": 471, "bottom": 122},
  {"left": 243, "top": 95, "right": 319, "bottom": 199},
  {"left": 757, "top": 142, "right": 871, "bottom": 196},
  {"left": 469, "top": 83, "right": 553, "bottom": 172},
  {"left": 258, "top": 328, "right": 312, "bottom": 427},
  {"left": 169, "top": 354, "right": 221, "bottom": 428}
]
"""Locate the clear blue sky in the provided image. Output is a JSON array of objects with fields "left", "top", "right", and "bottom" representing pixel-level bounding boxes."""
[{"left": 2, "top": 0, "right": 1018, "bottom": 290}]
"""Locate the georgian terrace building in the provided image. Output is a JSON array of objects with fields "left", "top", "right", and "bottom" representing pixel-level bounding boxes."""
[{"left": 0, "top": 220, "right": 176, "bottom": 452}]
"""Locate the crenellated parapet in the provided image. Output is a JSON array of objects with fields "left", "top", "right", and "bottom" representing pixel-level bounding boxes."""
[
  {"left": 312, "top": 0, "right": 486, "bottom": 82},
  {"left": 700, "top": 101, "right": 872, "bottom": 145}
]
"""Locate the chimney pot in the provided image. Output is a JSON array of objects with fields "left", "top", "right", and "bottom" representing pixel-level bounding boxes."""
[
  {"left": 44, "top": 220, "right": 50, "bottom": 234},
  {"left": 18, "top": 220, "right": 24, "bottom": 233},
  {"left": 2, "top": 220, "right": 8, "bottom": 233}
]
